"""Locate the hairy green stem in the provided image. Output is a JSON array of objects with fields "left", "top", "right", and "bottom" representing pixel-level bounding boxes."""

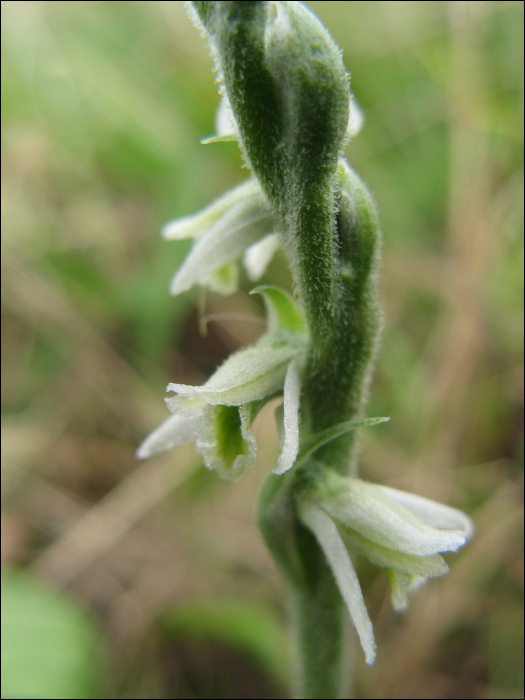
[
  {"left": 258, "top": 468, "right": 347, "bottom": 697},
  {"left": 192, "top": 3, "right": 381, "bottom": 696},
  {"left": 305, "top": 164, "right": 382, "bottom": 473},
  {"left": 137, "top": 5, "right": 473, "bottom": 692},
  {"left": 291, "top": 561, "right": 346, "bottom": 699}
]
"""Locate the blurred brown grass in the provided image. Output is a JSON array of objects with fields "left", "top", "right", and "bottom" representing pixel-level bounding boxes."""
[{"left": 1, "top": 1, "right": 523, "bottom": 698}]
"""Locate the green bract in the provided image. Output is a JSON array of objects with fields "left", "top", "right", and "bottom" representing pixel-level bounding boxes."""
[{"left": 138, "top": 3, "right": 474, "bottom": 694}]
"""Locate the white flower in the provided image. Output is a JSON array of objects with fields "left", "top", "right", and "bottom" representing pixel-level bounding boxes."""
[
  {"left": 162, "top": 92, "right": 364, "bottom": 298},
  {"left": 137, "top": 283, "right": 388, "bottom": 482},
  {"left": 297, "top": 473, "right": 474, "bottom": 666},
  {"left": 137, "top": 287, "right": 306, "bottom": 480},
  {"left": 162, "top": 178, "right": 280, "bottom": 296}
]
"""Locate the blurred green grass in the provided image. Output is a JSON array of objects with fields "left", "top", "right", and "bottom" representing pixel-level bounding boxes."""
[{"left": 1, "top": 1, "right": 523, "bottom": 698}]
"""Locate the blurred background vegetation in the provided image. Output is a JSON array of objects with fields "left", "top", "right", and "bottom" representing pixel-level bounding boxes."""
[{"left": 1, "top": 1, "right": 523, "bottom": 698}]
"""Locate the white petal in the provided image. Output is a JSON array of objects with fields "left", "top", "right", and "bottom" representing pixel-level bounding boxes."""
[
  {"left": 136, "top": 413, "right": 200, "bottom": 460},
  {"left": 161, "top": 179, "right": 261, "bottom": 241},
  {"left": 170, "top": 192, "right": 275, "bottom": 296},
  {"left": 298, "top": 501, "right": 376, "bottom": 666},
  {"left": 243, "top": 233, "right": 280, "bottom": 281},
  {"left": 347, "top": 96, "right": 364, "bottom": 137},
  {"left": 339, "top": 526, "right": 449, "bottom": 578},
  {"left": 166, "top": 343, "right": 299, "bottom": 408},
  {"left": 315, "top": 474, "right": 467, "bottom": 557},
  {"left": 216, "top": 95, "right": 238, "bottom": 138},
  {"left": 273, "top": 361, "right": 300, "bottom": 475},
  {"left": 376, "top": 485, "right": 475, "bottom": 541}
]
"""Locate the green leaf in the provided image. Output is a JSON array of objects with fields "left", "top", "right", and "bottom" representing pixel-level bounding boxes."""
[
  {"left": 250, "top": 285, "right": 307, "bottom": 334},
  {"left": 297, "top": 417, "right": 390, "bottom": 463},
  {"left": 1, "top": 568, "right": 103, "bottom": 700}
]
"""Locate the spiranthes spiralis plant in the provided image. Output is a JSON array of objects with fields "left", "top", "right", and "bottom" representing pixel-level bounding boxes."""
[{"left": 138, "top": 3, "right": 474, "bottom": 697}]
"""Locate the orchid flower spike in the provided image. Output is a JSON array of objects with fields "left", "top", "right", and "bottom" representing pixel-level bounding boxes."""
[{"left": 138, "top": 3, "right": 475, "bottom": 690}]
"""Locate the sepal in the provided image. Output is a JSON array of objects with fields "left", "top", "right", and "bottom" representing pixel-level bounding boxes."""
[
  {"left": 310, "top": 472, "right": 467, "bottom": 557},
  {"left": 166, "top": 342, "right": 300, "bottom": 410},
  {"left": 136, "top": 413, "right": 201, "bottom": 460},
  {"left": 272, "top": 360, "right": 301, "bottom": 475},
  {"left": 169, "top": 183, "right": 277, "bottom": 296},
  {"left": 297, "top": 500, "right": 376, "bottom": 666},
  {"left": 162, "top": 179, "right": 260, "bottom": 240},
  {"left": 243, "top": 233, "right": 280, "bottom": 281}
]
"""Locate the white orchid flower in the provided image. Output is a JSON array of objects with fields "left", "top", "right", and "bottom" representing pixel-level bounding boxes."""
[
  {"left": 297, "top": 472, "right": 474, "bottom": 666},
  {"left": 162, "top": 92, "right": 364, "bottom": 297},
  {"left": 137, "top": 287, "right": 307, "bottom": 480},
  {"left": 162, "top": 178, "right": 280, "bottom": 295},
  {"left": 137, "top": 282, "right": 388, "bottom": 482},
  {"left": 162, "top": 100, "right": 281, "bottom": 295}
]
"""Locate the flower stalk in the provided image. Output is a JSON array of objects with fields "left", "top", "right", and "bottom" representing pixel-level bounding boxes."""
[{"left": 138, "top": 3, "right": 473, "bottom": 697}]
